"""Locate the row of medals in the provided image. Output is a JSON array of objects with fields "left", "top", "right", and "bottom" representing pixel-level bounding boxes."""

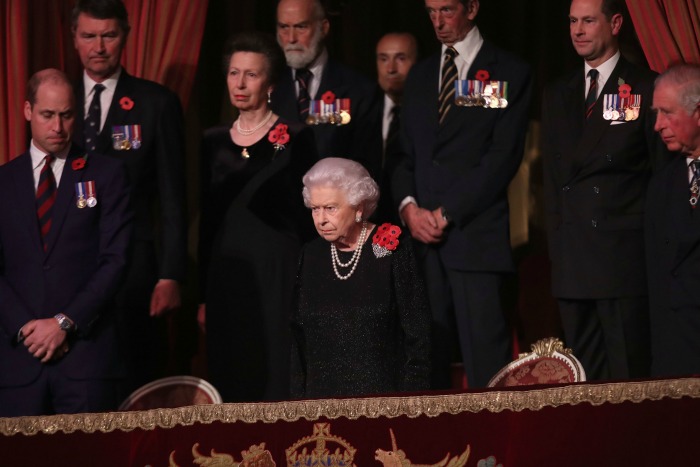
[
  {"left": 455, "top": 81, "right": 509, "bottom": 108},
  {"left": 305, "top": 109, "right": 351, "bottom": 126},
  {"left": 112, "top": 135, "right": 142, "bottom": 150},
  {"left": 603, "top": 94, "right": 641, "bottom": 121},
  {"left": 77, "top": 195, "right": 97, "bottom": 209},
  {"left": 603, "top": 106, "right": 640, "bottom": 121},
  {"left": 455, "top": 93, "right": 508, "bottom": 108}
]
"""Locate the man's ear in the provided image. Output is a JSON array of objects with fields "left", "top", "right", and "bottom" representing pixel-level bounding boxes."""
[
  {"left": 24, "top": 101, "right": 32, "bottom": 122},
  {"left": 610, "top": 13, "right": 623, "bottom": 36}
]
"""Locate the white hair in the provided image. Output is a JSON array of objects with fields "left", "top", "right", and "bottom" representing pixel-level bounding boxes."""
[
  {"left": 656, "top": 63, "right": 700, "bottom": 115},
  {"left": 302, "top": 157, "right": 379, "bottom": 219}
]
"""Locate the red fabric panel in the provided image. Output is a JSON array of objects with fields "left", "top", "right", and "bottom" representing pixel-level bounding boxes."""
[
  {"left": 1, "top": 394, "right": 698, "bottom": 466},
  {"left": 122, "top": 0, "right": 208, "bottom": 109},
  {"left": 626, "top": 0, "right": 700, "bottom": 73},
  {"left": 1, "top": 1, "right": 29, "bottom": 163}
]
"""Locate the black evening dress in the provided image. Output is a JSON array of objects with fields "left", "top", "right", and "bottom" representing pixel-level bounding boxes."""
[
  {"left": 199, "top": 118, "right": 317, "bottom": 402},
  {"left": 291, "top": 225, "right": 431, "bottom": 398}
]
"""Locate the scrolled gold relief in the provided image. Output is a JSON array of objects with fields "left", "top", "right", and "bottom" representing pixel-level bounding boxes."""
[{"left": 1, "top": 377, "right": 699, "bottom": 436}]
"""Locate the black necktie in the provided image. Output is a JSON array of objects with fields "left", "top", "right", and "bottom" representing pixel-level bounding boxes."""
[
  {"left": 384, "top": 104, "right": 401, "bottom": 166},
  {"left": 296, "top": 68, "right": 312, "bottom": 119},
  {"left": 585, "top": 69, "right": 599, "bottom": 119},
  {"left": 36, "top": 154, "right": 57, "bottom": 251},
  {"left": 438, "top": 47, "right": 458, "bottom": 125},
  {"left": 84, "top": 83, "right": 105, "bottom": 151}
]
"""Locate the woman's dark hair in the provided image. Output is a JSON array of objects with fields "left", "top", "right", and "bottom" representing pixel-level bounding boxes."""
[{"left": 222, "top": 31, "right": 286, "bottom": 85}]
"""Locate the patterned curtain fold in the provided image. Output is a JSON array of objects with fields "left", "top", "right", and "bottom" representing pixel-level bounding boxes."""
[
  {"left": 626, "top": 0, "right": 700, "bottom": 72},
  {"left": 0, "top": 0, "right": 208, "bottom": 164}
]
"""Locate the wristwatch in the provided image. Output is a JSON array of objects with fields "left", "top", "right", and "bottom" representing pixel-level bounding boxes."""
[
  {"left": 54, "top": 313, "right": 75, "bottom": 332},
  {"left": 440, "top": 206, "right": 451, "bottom": 223}
]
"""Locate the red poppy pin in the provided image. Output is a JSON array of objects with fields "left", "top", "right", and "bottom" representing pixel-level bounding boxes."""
[
  {"left": 475, "top": 69, "right": 490, "bottom": 83},
  {"left": 618, "top": 83, "right": 632, "bottom": 99},
  {"left": 321, "top": 91, "right": 336, "bottom": 105},
  {"left": 120, "top": 96, "right": 134, "bottom": 110},
  {"left": 72, "top": 154, "right": 88, "bottom": 171},
  {"left": 268, "top": 123, "right": 290, "bottom": 153},
  {"left": 372, "top": 223, "right": 402, "bottom": 257}
]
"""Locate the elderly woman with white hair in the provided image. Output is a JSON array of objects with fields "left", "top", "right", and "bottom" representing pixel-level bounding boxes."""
[{"left": 291, "top": 157, "right": 430, "bottom": 398}]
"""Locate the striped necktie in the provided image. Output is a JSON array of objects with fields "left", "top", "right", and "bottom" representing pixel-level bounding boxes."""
[
  {"left": 296, "top": 68, "right": 312, "bottom": 119},
  {"left": 438, "top": 47, "right": 458, "bottom": 125},
  {"left": 36, "top": 154, "right": 57, "bottom": 251},
  {"left": 585, "top": 69, "right": 599, "bottom": 119}
]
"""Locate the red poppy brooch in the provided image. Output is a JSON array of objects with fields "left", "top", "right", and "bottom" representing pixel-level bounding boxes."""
[
  {"left": 321, "top": 91, "right": 336, "bottom": 105},
  {"left": 119, "top": 96, "right": 134, "bottom": 110},
  {"left": 268, "top": 123, "right": 290, "bottom": 154},
  {"left": 372, "top": 223, "right": 401, "bottom": 258},
  {"left": 72, "top": 154, "right": 88, "bottom": 171},
  {"left": 475, "top": 69, "right": 490, "bottom": 83},
  {"left": 618, "top": 82, "right": 632, "bottom": 99}
]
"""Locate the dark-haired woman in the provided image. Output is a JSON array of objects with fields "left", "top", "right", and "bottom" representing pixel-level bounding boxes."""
[{"left": 198, "top": 31, "right": 317, "bottom": 402}]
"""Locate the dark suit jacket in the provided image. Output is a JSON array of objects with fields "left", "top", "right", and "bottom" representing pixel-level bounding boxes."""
[
  {"left": 0, "top": 145, "right": 132, "bottom": 386},
  {"left": 270, "top": 59, "right": 376, "bottom": 168},
  {"left": 645, "top": 156, "right": 700, "bottom": 373},
  {"left": 393, "top": 40, "right": 533, "bottom": 272},
  {"left": 542, "top": 57, "right": 668, "bottom": 299},
  {"left": 74, "top": 70, "right": 187, "bottom": 306},
  {"left": 365, "top": 87, "right": 402, "bottom": 225}
]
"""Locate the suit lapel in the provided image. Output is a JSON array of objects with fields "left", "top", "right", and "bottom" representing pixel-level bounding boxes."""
[
  {"left": 571, "top": 58, "right": 631, "bottom": 170},
  {"left": 671, "top": 159, "right": 700, "bottom": 268},
  {"left": 44, "top": 145, "right": 85, "bottom": 256},
  {"left": 272, "top": 68, "right": 301, "bottom": 122},
  {"left": 97, "top": 72, "right": 133, "bottom": 153},
  {"left": 11, "top": 153, "right": 44, "bottom": 253}
]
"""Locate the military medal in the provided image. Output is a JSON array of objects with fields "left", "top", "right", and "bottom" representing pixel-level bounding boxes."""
[
  {"left": 86, "top": 180, "right": 97, "bottom": 208},
  {"left": 338, "top": 98, "right": 351, "bottom": 125},
  {"left": 112, "top": 131, "right": 125, "bottom": 150},
  {"left": 130, "top": 125, "right": 142, "bottom": 149},
  {"left": 75, "top": 182, "right": 87, "bottom": 208}
]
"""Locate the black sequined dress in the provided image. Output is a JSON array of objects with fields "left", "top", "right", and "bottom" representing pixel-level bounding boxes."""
[
  {"left": 199, "top": 118, "right": 317, "bottom": 402},
  {"left": 291, "top": 225, "right": 431, "bottom": 398}
]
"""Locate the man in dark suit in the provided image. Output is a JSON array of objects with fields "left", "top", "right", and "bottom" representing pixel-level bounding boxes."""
[
  {"left": 646, "top": 63, "right": 700, "bottom": 377},
  {"left": 0, "top": 69, "right": 132, "bottom": 416},
  {"left": 367, "top": 32, "right": 418, "bottom": 225},
  {"left": 393, "top": 0, "right": 532, "bottom": 388},
  {"left": 71, "top": 0, "right": 187, "bottom": 393},
  {"left": 272, "top": 0, "right": 375, "bottom": 165},
  {"left": 542, "top": 0, "right": 668, "bottom": 380}
]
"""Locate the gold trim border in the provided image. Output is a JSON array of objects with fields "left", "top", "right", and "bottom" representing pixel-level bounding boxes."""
[{"left": 2, "top": 377, "right": 698, "bottom": 436}]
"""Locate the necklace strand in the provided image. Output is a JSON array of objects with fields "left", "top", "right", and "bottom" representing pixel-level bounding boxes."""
[
  {"left": 235, "top": 110, "right": 273, "bottom": 136},
  {"left": 330, "top": 221, "right": 367, "bottom": 280}
]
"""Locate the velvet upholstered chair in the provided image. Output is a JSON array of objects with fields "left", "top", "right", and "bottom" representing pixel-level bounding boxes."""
[
  {"left": 487, "top": 337, "right": 586, "bottom": 387},
  {"left": 118, "top": 376, "right": 223, "bottom": 411}
]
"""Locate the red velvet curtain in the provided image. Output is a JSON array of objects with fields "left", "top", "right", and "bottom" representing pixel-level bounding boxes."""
[
  {"left": 1, "top": 1, "right": 29, "bottom": 164},
  {"left": 0, "top": 0, "right": 207, "bottom": 165},
  {"left": 626, "top": 0, "right": 700, "bottom": 73}
]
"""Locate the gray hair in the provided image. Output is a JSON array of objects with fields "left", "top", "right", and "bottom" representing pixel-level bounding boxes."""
[
  {"left": 656, "top": 63, "right": 700, "bottom": 114},
  {"left": 302, "top": 157, "right": 379, "bottom": 219}
]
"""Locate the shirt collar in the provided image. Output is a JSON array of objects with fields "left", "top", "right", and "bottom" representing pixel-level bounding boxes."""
[
  {"left": 584, "top": 50, "right": 620, "bottom": 84},
  {"left": 83, "top": 67, "right": 122, "bottom": 97},
  {"left": 30, "top": 140, "right": 70, "bottom": 170},
  {"left": 293, "top": 48, "right": 328, "bottom": 80},
  {"left": 442, "top": 26, "right": 483, "bottom": 69}
]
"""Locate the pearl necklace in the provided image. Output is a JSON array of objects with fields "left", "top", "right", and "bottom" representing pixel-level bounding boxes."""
[
  {"left": 330, "top": 221, "right": 367, "bottom": 280},
  {"left": 235, "top": 110, "right": 273, "bottom": 136}
]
